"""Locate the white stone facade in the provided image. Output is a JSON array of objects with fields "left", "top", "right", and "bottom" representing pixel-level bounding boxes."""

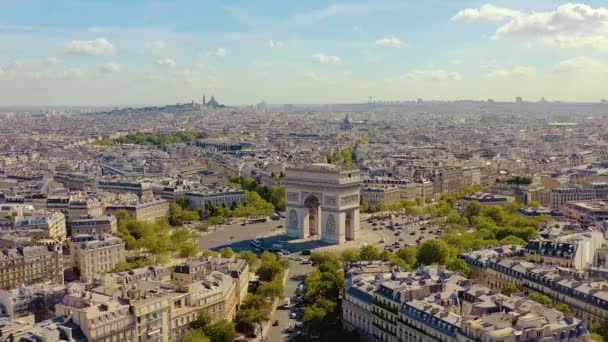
[{"left": 284, "top": 164, "right": 362, "bottom": 244}]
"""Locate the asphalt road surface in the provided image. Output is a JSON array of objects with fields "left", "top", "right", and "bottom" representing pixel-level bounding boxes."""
[
  {"left": 359, "top": 215, "right": 442, "bottom": 251},
  {"left": 198, "top": 220, "right": 284, "bottom": 252}
]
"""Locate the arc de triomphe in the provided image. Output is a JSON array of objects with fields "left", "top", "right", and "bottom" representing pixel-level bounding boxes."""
[{"left": 284, "top": 164, "right": 362, "bottom": 244}]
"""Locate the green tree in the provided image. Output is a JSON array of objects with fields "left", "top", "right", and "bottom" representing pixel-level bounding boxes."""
[
  {"left": 229, "top": 176, "right": 242, "bottom": 186},
  {"left": 527, "top": 200, "right": 542, "bottom": 208},
  {"left": 416, "top": 239, "right": 451, "bottom": 265},
  {"left": 179, "top": 243, "right": 199, "bottom": 258},
  {"left": 396, "top": 247, "right": 417, "bottom": 267},
  {"left": 176, "top": 196, "right": 190, "bottom": 209},
  {"left": 204, "top": 320, "right": 235, "bottom": 342},
  {"left": 190, "top": 309, "right": 213, "bottom": 330},
  {"left": 341, "top": 249, "right": 360, "bottom": 262},
  {"left": 303, "top": 304, "right": 327, "bottom": 332},
  {"left": 257, "top": 278, "right": 284, "bottom": 298},
  {"left": 201, "top": 250, "right": 218, "bottom": 258},
  {"left": 269, "top": 186, "right": 286, "bottom": 211},
  {"left": 554, "top": 303, "right": 571, "bottom": 314},
  {"left": 500, "top": 235, "right": 527, "bottom": 246},
  {"left": 416, "top": 239, "right": 450, "bottom": 265},
  {"left": 360, "top": 202, "right": 369, "bottom": 212},
  {"left": 464, "top": 201, "right": 482, "bottom": 220},
  {"left": 359, "top": 245, "right": 380, "bottom": 261},
  {"left": 501, "top": 282, "right": 519, "bottom": 296},
  {"left": 446, "top": 258, "right": 471, "bottom": 277},
  {"left": 235, "top": 251, "right": 260, "bottom": 270},
  {"left": 220, "top": 247, "right": 234, "bottom": 258},
  {"left": 242, "top": 177, "right": 257, "bottom": 191},
  {"left": 528, "top": 292, "right": 552, "bottom": 306},
  {"left": 181, "top": 330, "right": 211, "bottom": 342}
]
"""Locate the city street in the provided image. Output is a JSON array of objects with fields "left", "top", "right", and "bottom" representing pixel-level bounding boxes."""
[
  {"left": 197, "top": 214, "right": 440, "bottom": 255},
  {"left": 197, "top": 220, "right": 283, "bottom": 252},
  {"left": 267, "top": 260, "right": 314, "bottom": 342},
  {"left": 359, "top": 215, "right": 439, "bottom": 251}
]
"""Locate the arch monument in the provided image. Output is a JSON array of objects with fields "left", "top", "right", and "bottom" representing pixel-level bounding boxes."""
[{"left": 284, "top": 164, "right": 362, "bottom": 244}]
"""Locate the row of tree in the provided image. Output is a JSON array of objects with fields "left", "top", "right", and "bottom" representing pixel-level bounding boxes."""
[
  {"left": 115, "top": 209, "right": 199, "bottom": 260},
  {"left": 303, "top": 253, "right": 361, "bottom": 341},
  {"left": 94, "top": 131, "right": 204, "bottom": 149},
  {"left": 230, "top": 176, "right": 286, "bottom": 211},
  {"left": 235, "top": 251, "right": 288, "bottom": 336}
]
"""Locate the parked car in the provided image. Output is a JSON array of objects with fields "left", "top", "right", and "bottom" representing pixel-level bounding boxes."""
[{"left": 301, "top": 250, "right": 312, "bottom": 256}]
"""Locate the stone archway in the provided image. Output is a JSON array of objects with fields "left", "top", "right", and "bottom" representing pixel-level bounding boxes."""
[{"left": 304, "top": 195, "right": 321, "bottom": 236}]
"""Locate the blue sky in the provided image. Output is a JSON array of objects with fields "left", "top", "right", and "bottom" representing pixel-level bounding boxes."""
[{"left": 1, "top": 0, "right": 607, "bottom": 105}]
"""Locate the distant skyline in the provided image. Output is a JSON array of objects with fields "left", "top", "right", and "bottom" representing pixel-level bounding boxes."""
[{"left": 1, "top": 0, "right": 608, "bottom": 106}]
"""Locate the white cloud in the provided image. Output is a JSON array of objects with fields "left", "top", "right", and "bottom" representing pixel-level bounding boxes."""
[
  {"left": 2, "top": 60, "right": 23, "bottom": 72},
  {"left": 99, "top": 62, "right": 120, "bottom": 74},
  {"left": 484, "top": 66, "right": 536, "bottom": 78},
  {"left": 303, "top": 71, "right": 323, "bottom": 81},
  {"left": 264, "top": 40, "right": 284, "bottom": 49},
  {"left": 150, "top": 40, "right": 165, "bottom": 50},
  {"left": 455, "top": 3, "right": 608, "bottom": 51},
  {"left": 553, "top": 57, "right": 608, "bottom": 73},
  {"left": 352, "top": 26, "right": 362, "bottom": 32},
  {"left": 24, "top": 71, "right": 49, "bottom": 81},
  {"left": 60, "top": 67, "right": 86, "bottom": 80},
  {"left": 404, "top": 69, "right": 463, "bottom": 82},
  {"left": 206, "top": 48, "right": 226, "bottom": 57},
  {"left": 312, "top": 53, "right": 342, "bottom": 64},
  {"left": 156, "top": 58, "right": 176, "bottom": 68},
  {"left": 46, "top": 57, "right": 59, "bottom": 65},
  {"left": 375, "top": 37, "right": 407, "bottom": 48},
  {"left": 452, "top": 4, "right": 521, "bottom": 22},
  {"left": 64, "top": 37, "right": 116, "bottom": 55}
]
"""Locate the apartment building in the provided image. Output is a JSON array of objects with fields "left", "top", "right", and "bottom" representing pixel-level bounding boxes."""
[
  {"left": 460, "top": 246, "right": 608, "bottom": 328},
  {"left": 565, "top": 200, "right": 608, "bottom": 227},
  {"left": 361, "top": 186, "right": 401, "bottom": 209},
  {"left": 551, "top": 187, "right": 595, "bottom": 211},
  {"left": 14, "top": 211, "right": 67, "bottom": 240},
  {"left": 104, "top": 198, "right": 169, "bottom": 222},
  {"left": 0, "top": 282, "right": 66, "bottom": 322},
  {"left": 0, "top": 244, "right": 64, "bottom": 289},
  {"left": 526, "top": 231, "right": 605, "bottom": 270},
  {"left": 185, "top": 188, "right": 246, "bottom": 212},
  {"left": 173, "top": 257, "right": 249, "bottom": 305},
  {"left": 66, "top": 198, "right": 104, "bottom": 221},
  {"left": 69, "top": 214, "right": 117, "bottom": 235},
  {"left": 56, "top": 291, "right": 136, "bottom": 341},
  {"left": 69, "top": 234, "right": 126, "bottom": 283},
  {"left": 97, "top": 179, "right": 153, "bottom": 201},
  {"left": 342, "top": 261, "right": 588, "bottom": 342}
]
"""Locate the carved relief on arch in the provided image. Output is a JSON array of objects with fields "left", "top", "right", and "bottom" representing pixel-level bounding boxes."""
[
  {"left": 287, "top": 192, "right": 299, "bottom": 203},
  {"left": 341, "top": 194, "right": 359, "bottom": 206},
  {"left": 324, "top": 196, "right": 337, "bottom": 206},
  {"left": 326, "top": 214, "right": 336, "bottom": 233},
  {"left": 288, "top": 209, "right": 298, "bottom": 230}
]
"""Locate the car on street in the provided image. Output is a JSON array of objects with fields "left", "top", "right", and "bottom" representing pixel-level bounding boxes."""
[
  {"left": 273, "top": 320, "right": 279, "bottom": 326},
  {"left": 290, "top": 312, "right": 297, "bottom": 319},
  {"left": 301, "top": 250, "right": 312, "bottom": 256},
  {"left": 410, "top": 232, "right": 416, "bottom": 235},
  {"left": 301, "top": 259, "right": 312, "bottom": 264},
  {"left": 399, "top": 238, "right": 404, "bottom": 241}
]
